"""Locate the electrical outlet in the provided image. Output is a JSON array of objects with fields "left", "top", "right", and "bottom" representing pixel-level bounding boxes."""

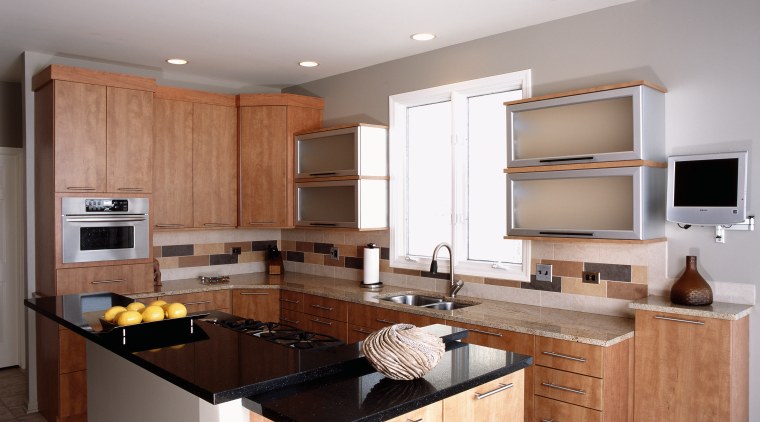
[
  {"left": 231, "top": 247, "right": 242, "bottom": 255},
  {"left": 582, "top": 271, "right": 601, "bottom": 284},
  {"left": 329, "top": 247, "right": 339, "bottom": 260},
  {"left": 535, "top": 263, "right": 552, "bottom": 282}
]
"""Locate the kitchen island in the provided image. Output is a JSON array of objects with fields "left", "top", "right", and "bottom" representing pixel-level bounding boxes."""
[{"left": 25, "top": 292, "right": 532, "bottom": 422}]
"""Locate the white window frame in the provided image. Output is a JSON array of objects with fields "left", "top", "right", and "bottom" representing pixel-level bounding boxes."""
[{"left": 388, "top": 70, "right": 533, "bottom": 281}]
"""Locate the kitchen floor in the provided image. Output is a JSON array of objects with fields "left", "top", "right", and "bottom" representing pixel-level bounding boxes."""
[{"left": 0, "top": 367, "right": 45, "bottom": 421}]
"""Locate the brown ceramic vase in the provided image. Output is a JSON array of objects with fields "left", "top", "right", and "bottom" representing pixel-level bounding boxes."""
[{"left": 670, "top": 255, "right": 713, "bottom": 306}]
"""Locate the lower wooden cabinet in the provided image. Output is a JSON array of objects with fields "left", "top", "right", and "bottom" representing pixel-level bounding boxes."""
[
  {"left": 385, "top": 400, "right": 443, "bottom": 422},
  {"left": 534, "top": 395, "right": 602, "bottom": 422},
  {"left": 232, "top": 289, "right": 280, "bottom": 322},
  {"left": 160, "top": 290, "right": 231, "bottom": 314},
  {"left": 55, "top": 262, "right": 153, "bottom": 296},
  {"left": 634, "top": 309, "right": 748, "bottom": 422},
  {"left": 443, "top": 370, "right": 524, "bottom": 422}
]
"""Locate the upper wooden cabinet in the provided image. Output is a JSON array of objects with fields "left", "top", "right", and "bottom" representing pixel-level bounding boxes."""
[
  {"left": 505, "top": 81, "right": 666, "bottom": 168},
  {"left": 238, "top": 94, "right": 323, "bottom": 228},
  {"left": 33, "top": 65, "right": 156, "bottom": 194},
  {"left": 153, "top": 87, "right": 237, "bottom": 230}
]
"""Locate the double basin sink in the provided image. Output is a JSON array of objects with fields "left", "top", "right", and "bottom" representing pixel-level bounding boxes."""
[{"left": 381, "top": 294, "right": 477, "bottom": 311}]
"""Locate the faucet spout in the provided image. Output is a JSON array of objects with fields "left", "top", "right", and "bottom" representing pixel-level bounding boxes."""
[{"left": 430, "top": 242, "right": 464, "bottom": 298}]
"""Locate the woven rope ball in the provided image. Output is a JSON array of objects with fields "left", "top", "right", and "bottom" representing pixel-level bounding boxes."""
[{"left": 361, "top": 324, "right": 445, "bottom": 380}]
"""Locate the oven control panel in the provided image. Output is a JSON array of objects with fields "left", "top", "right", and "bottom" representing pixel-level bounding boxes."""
[{"left": 85, "top": 199, "right": 129, "bottom": 212}]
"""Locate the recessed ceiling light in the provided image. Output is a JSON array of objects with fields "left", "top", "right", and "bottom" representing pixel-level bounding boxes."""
[
  {"left": 299, "top": 61, "right": 319, "bottom": 68},
  {"left": 411, "top": 33, "right": 436, "bottom": 41},
  {"left": 166, "top": 58, "right": 188, "bottom": 65}
]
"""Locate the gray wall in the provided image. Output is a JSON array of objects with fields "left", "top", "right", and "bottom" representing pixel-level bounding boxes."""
[
  {"left": 0, "top": 81, "right": 22, "bottom": 148},
  {"left": 285, "top": 0, "right": 760, "bottom": 417}
]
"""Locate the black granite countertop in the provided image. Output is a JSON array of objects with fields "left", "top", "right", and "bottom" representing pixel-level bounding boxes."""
[{"left": 25, "top": 292, "right": 531, "bottom": 421}]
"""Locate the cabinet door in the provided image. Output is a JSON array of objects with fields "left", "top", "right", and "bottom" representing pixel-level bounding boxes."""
[
  {"left": 193, "top": 103, "right": 238, "bottom": 228},
  {"left": 634, "top": 310, "right": 737, "bottom": 422},
  {"left": 153, "top": 98, "right": 194, "bottom": 229},
  {"left": 386, "top": 401, "right": 442, "bottom": 422},
  {"left": 107, "top": 87, "right": 153, "bottom": 193},
  {"left": 53, "top": 80, "right": 107, "bottom": 193},
  {"left": 232, "top": 289, "right": 280, "bottom": 321},
  {"left": 443, "top": 371, "right": 524, "bottom": 422}
]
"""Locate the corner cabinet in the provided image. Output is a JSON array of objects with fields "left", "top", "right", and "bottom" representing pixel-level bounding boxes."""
[
  {"left": 294, "top": 124, "right": 388, "bottom": 230},
  {"left": 504, "top": 81, "right": 667, "bottom": 241},
  {"left": 238, "top": 94, "right": 324, "bottom": 228}
]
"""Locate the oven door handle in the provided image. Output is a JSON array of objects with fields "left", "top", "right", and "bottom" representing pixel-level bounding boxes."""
[{"left": 64, "top": 216, "right": 147, "bottom": 223}]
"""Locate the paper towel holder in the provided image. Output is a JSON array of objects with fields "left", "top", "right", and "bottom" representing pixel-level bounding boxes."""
[{"left": 361, "top": 243, "right": 383, "bottom": 290}]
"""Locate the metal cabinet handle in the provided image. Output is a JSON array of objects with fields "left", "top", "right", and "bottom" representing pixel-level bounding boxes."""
[
  {"left": 280, "top": 298, "right": 300, "bottom": 304},
  {"left": 281, "top": 317, "right": 299, "bottom": 324},
  {"left": 311, "top": 304, "right": 334, "bottom": 311},
  {"left": 91, "top": 279, "right": 125, "bottom": 285},
  {"left": 117, "top": 187, "right": 144, "bottom": 191},
  {"left": 183, "top": 300, "right": 212, "bottom": 306},
  {"left": 310, "top": 318, "right": 333, "bottom": 326},
  {"left": 406, "top": 419, "right": 423, "bottom": 422},
  {"left": 468, "top": 328, "right": 503, "bottom": 337},
  {"left": 654, "top": 315, "right": 705, "bottom": 325},
  {"left": 248, "top": 221, "right": 276, "bottom": 225},
  {"left": 542, "top": 351, "right": 587, "bottom": 363},
  {"left": 240, "top": 292, "right": 270, "bottom": 296},
  {"left": 541, "top": 419, "right": 554, "bottom": 422},
  {"left": 541, "top": 382, "right": 585, "bottom": 395},
  {"left": 352, "top": 327, "right": 372, "bottom": 334},
  {"left": 376, "top": 318, "right": 397, "bottom": 325},
  {"left": 66, "top": 186, "right": 96, "bottom": 191},
  {"left": 309, "top": 172, "right": 338, "bottom": 177},
  {"left": 203, "top": 223, "right": 233, "bottom": 227},
  {"left": 156, "top": 224, "right": 185, "bottom": 228},
  {"left": 475, "top": 383, "right": 514, "bottom": 400}
]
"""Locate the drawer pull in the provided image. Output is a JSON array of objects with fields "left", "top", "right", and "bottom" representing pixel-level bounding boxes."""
[
  {"left": 203, "top": 223, "right": 233, "bottom": 227},
  {"left": 541, "top": 382, "right": 585, "bottom": 395},
  {"left": 654, "top": 315, "right": 705, "bottom": 325},
  {"left": 541, "top": 419, "right": 554, "bottom": 422},
  {"left": 542, "top": 351, "right": 587, "bottom": 363},
  {"left": 309, "top": 172, "right": 338, "bottom": 177},
  {"left": 66, "top": 186, "right": 96, "bottom": 191},
  {"left": 240, "top": 292, "right": 270, "bottom": 296},
  {"left": 155, "top": 223, "right": 185, "bottom": 228},
  {"left": 281, "top": 317, "right": 299, "bottom": 324},
  {"left": 468, "top": 328, "right": 503, "bottom": 337},
  {"left": 475, "top": 383, "right": 514, "bottom": 400},
  {"left": 280, "top": 298, "right": 300, "bottom": 304},
  {"left": 407, "top": 419, "right": 423, "bottom": 422},
  {"left": 183, "top": 300, "right": 212, "bottom": 306},
  {"left": 248, "top": 221, "right": 276, "bottom": 225},
  {"left": 91, "top": 279, "right": 125, "bottom": 285},
  {"left": 352, "top": 327, "right": 372, "bottom": 334},
  {"left": 376, "top": 318, "right": 397, "bottom": 325},
  {"left": 117, "top": 187, "right": 144, "bottom": 191},
  {"left": 310, "top": 318, "right": 333, "bottom": 326},
  {"left": 310, "top": 304, "right": 334, "bottom": 311}
]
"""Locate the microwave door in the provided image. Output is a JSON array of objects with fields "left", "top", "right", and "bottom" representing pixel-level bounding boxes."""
[{"left": 62, "top": 215, "right": 149, "bottom": 263}]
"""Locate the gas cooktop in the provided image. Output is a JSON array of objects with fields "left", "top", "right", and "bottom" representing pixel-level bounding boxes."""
[{"left": 203, "top": 316, "right": 345, "bottom": 351}]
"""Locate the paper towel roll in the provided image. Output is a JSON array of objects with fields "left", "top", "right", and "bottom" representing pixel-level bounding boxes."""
[{"left": 363, "top": 244, "right": 380, "bottom": 285}]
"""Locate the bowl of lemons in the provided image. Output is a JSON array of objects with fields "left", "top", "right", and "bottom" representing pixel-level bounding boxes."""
[{"left": 101, "top": 300, "right": 188, "bottom": 328}]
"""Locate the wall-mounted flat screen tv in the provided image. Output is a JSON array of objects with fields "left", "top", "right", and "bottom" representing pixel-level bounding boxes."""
[{"left": 666, "top": 151, "right": 748, "bottom": 225}]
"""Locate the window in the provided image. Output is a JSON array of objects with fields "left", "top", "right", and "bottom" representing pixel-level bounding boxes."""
[{"left": 389, "top": 71, "right": 531, "bottom": 280}]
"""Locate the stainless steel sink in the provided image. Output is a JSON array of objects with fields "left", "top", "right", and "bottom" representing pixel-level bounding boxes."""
[{"left": 381, "top": 294, "right": 477, "bottom": 310}]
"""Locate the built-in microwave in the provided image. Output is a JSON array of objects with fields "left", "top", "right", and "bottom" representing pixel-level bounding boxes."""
[{"left": 61, "top": 197, "right": 150, "bottom": 263}]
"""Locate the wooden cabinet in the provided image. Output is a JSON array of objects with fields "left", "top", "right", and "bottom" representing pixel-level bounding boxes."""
[
  {"left": 385, "top": 401, "right": 443, "bottom": 422},
  {"left": 193, "top": 102, "right": 238, "bottom": 228},
  {"left": 238, "top": 94, "right": 323, "bottom": 228},
  {"left": 345, "top": 302, "right": 444, "bottom": 343},
  {"left": 106, "top": 86, "right": 153, "bottom": 193},
  {"left": 232, "top": 289, "right": 280, "bottom": 322},
  {"left": 153, "top": 96, "right": 194, "bottom": 229},
  {"left": 161, "top": 290, "right": 232, "bottom": 314},
  {"left": 302, "top": 293, "right": 348, "bottom": 322},
  {"left": 534, "top": 336, "right": 632, "bottom": 422},
  {"left": 443, "top": 371, "right": 524, "bottom": 422},
  {"left": 56, "top": 262, "right": 153, "bottom": 296},
  {"left": 634, "top": 309, "right": 748, "bottom": 422}
]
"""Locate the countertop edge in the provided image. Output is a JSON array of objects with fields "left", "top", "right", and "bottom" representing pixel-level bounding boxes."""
[{"left": 629, "top": 296, "right": 754, "bottom": 320}]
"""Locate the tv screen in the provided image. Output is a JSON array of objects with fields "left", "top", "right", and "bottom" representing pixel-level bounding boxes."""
[{"left": 667, "top": 151, "right": 748, "bottom": 225}]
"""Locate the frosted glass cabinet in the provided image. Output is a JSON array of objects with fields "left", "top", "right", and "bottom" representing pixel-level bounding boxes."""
[{"left": 295, "top": 124, "right": 389, "bottom": 230}]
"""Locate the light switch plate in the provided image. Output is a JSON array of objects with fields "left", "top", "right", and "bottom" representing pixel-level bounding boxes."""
[{"left": 536, "top": 263, "right": 552, "bottom": 282}]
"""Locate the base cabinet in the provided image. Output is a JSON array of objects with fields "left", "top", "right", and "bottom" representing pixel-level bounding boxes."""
[
  {"left": 443, "top": 371, "right": 524, "bottom": 422},
  {"left": 634, "top": 309, "right": 748, "bottom": 422},
  {"left": 232, "top": 289, "right": 280, "bottom": 322}
]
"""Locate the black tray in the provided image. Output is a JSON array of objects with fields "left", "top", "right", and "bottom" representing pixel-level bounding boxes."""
[{"left": 97, "top": 314, "right": 209, "bottom": 352}]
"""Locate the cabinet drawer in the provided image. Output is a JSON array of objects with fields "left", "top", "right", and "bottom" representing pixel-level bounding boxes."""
[
  {"left": 232, "top": 289, "right": 280, "bottom": 322},
  {"left": 535, "top": 336, "right": 603, "bottom": 378},
  {"left": 161, "top": 290, "right": 231, "bottom": 312},
  {"left": 443, "top": 370, "right": 524, "bottom": 421},
  {"left": 347, "top": 302, "right": 399, "bottom": 329},
  {"left": 303, "top": 294, "right": 348, "bottom": 322},
  {"left": 280, "top": 309, "right": 305, "bottom": 329},
  {"left": 534, "top": 366, "right": 603, "bottom": 410},
  {"left": 385, "top": 401, "right": 442, "bottom": 422},
  {"left": 304, "top": 315, "right": 347, "bottom": 342},
  {"left": 347, "top": 324, "right": 374, "bottom": 344},
  {"left": 280, "top": 290, "right": 304, "bottom": 312},
  {"left": 56, "top": 263, "right": 153, "bottom": 296},
  {"left": 534, "top": 395, "right": 602, "bottom": 422}
]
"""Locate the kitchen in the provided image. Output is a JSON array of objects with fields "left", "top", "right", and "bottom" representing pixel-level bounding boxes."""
[{"left": 0, "top": 0, "right": 758, "bottom": 421}]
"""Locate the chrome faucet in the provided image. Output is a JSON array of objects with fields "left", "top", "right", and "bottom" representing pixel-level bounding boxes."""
[{"left": 430, "top": 242, "right": 465, "bottom": 298}]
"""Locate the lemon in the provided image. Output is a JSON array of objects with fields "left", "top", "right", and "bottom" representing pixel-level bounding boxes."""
[
  {"left": 115, "top": 310, "right": 143, "bottom": 326},
  {"left": 149, "top": 299, "right": 167, "bottom": 308},
  {"left": 164, "top": 302, "right": 187, "bottom": 319},
  {"left": 141, "top": 305, "right": 165, "bottom": 323},
  {"left": 103, "top": 306, "right": 128, "bottom": 323},
  {"left": 126, "top": 301, "right": 146, "bottom": 312}
]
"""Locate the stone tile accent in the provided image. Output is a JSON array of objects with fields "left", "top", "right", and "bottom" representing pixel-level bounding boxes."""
[
  {"left": 631, "top": 265, "right": 648, "bottom": 284},
  {"left": 162, "top": 244, "right": 193, "bottom": 257},
  {"left": 585, "top": 262, "right": 631, "bottom": 282},
  {"left": 239, "top": 251, "right": 266, "bottom": 263},
  {"left": 542, "top": 259, "right": 583, "bottom": 278},
  {"left": 314, "top": 242, "right": 333, "bottom": 254},
  {"left": 393, "top": 268, "right": 421, "bottom": 277},
  {"left": 251, "top": 240, "right": 277, "bottom": 251},
  {"left": 178, "top": 255, "right": 209, "bottom": 268},
  {"left": 345, "top": 256, "right": 363, "bottom": 269},
  {"left": 562, "top": 277, "right": 607, "bottom": 297},
  {"left": 485, "top": 278, "right": 522, "bottom": 288},
  {"left": 421, "top": 270, "right": 450, "bottom": 280},
  {"left": 281, "top": 240, "right": 297, "bottom": 252},
  {"left": 296, "top": 241, "right": 314, "bottom": 252},
  {"left": 380, "top": 247, "right": 390, "bottom": 260},
  {"left": 522, "top": 275, "right": 562, "bottom": 292},
  {"left": 153, "top": 246, "right": 162, "bottom": 258},
  {"left": 286, "top": 251, "right": 305, "bottom": 262},
  {"left": 323, "top": 256, "right": 346, "bottom": 267},
  {"left": 607, "top": 281, "right": 648, "bottom": 300},
  {"left": 195, "top": 243, "right": 225, "bottom": 255},
  {"left": 210, "top": 253, "right": 238, "bottom": 265},
  {"left": 224, "top": 241, "right": 252, "bottom": 253},
  {"left": 157, "top": 256, "right": 179, "bottom": 269},
  {"left": 304, "top": 252, "right": 323, "bottom": 265}
]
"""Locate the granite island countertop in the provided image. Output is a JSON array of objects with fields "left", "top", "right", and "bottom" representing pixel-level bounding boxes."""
[{"left": 135, "top": 272, "right": 635, "bottom": 346}]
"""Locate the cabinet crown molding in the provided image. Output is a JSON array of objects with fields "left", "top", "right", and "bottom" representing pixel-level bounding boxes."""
[
  {"left": 505, "top": 80, "right": 667, "bottom": 106},
  {"left": 236, "top": 93, "right": 324, "bottom": 109},
  {"left": 32, "top": 64, "right": 157, "bottom": 92}
]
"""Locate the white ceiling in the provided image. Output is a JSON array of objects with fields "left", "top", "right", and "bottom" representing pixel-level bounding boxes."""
[{"left": 0, "top": 0, "right": 632, "bottom": 88}]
